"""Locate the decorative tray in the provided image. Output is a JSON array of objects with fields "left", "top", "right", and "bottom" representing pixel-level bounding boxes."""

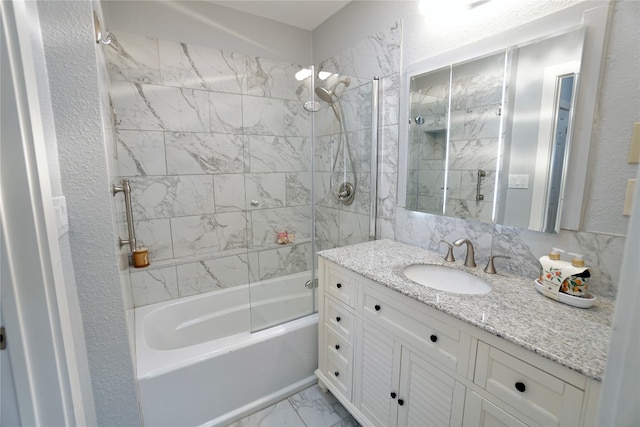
[{"left": 535, "top": 279, "right": 596, "bottom": 309}]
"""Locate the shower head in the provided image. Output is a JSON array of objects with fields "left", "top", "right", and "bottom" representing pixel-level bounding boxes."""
[{"left": 315, "top": 78, "right": 350, "bottom": 121}]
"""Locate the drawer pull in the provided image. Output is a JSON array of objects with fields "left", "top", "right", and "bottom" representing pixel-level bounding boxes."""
[
  {"left": 515, "top": 382, "right": 526, "bottom": 392},
  {"left": 336, "top": 316, "right": 341, "bottom": 322},
  {"left": 336, "top": 283, "right": 342, "bottom": 288},
  {"left": 374, "top": 304, "right": 381, "bottom": 311},
  {"left": 430, "top": 334, "right": 438, "bottom": 343},
  {"left": 398, "top": 399, "right": 405, "bottom": 406},
  {"left": 335, "top": 344, "right": 340, "bottom": 350},
  {"left": 334, "top": 371, "right": 340, "bottom": 377},
  {"left": 390, "top": 392, "right": 397, "bottom": 399}
]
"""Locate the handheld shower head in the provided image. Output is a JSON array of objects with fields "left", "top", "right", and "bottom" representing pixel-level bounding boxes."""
[{"left": 315, "top": 77, "right": 350, "bottom": 121}]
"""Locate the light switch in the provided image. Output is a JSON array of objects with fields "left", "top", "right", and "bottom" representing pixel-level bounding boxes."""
[
  {"left": 508, "top": 174, "right": 529, "bottom": 189},
  {"left": 623, "top": 179, "right": 636, "bottom": 216},
  {"left": 629, "top": 122, "right": 640, "bottom": 163}
]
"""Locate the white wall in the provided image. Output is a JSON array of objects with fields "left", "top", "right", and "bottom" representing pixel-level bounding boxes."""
[
  {"left": 36, "top": 1, "right": 141, "bottom": 425},
  {"left": 102, "top": 0, "right": 313, "bottom": 65}
]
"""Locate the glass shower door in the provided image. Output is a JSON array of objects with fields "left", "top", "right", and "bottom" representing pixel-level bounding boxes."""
[{"left": 247, "top": 65, "right": 317, "bottom": 332}]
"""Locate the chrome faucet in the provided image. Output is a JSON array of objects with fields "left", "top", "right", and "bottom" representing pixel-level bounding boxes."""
[{"left": 453, "top": 238, "right": 476, "bottom": 268}]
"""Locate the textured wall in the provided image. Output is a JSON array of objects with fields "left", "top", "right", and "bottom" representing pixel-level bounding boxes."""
[{"left": 36, "top": 1, "right": 141, "bottom": 425}]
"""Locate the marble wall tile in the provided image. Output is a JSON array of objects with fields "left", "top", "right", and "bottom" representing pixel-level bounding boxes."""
[
  {"left": 134, "top": 219, "right": 174, "bottom": 261},
  {"left": 319, "top": 22, "right": 401, "bottom": 81},
  {"left": 250, "top": 207, "right": 311, "bottom": 248},
  {"left": 176, "top": 254, "right": 250, "bottom": 297},
  {"left": 376, "top": 216, "right": 396, "bottom": 241},
  {"left": 247, "top": 135, "right": 311, "bottom": 173},
  {"left": 165, "top": 132, "right": 245, "bottom": 175},
  {"left": 171, "top": 212, "right": 248, "bottom": 258},
  {"left": 246, "top": 57, "right": 306, "bottom": 101},
  {"left": 245, "top": 173, "right": 286, "bottom": 210},
  {"left": 117, "top": 130, "right": 166, "bottom": 176},
  {"left": 445, "top": 198, "right": 494, "bottom": 224},
  {"left": 159, "top": 40, "right": 246, "bottom": 93},
  {"left": 492, "top": 225, "right": 624, "bottom": 298},
  {"left": 340, "top": 84, "right": 373, "bottom": 132},
  {"left": 131, "top": 266, "right": 178, "bottom": 307},
  {"left": 449, "top": 103, "right": 502, "bottom": 141},
  {"left": 339, "top": 211, "right": 370, "bottom": 246},
  {"left": 378, "top": 172, "right": 397, "bottom": 220},
  {"left": 286, "top": 172, "right": 311, "bottom": 207},
  {"left": 130, "top": 175, "right": 214, "bottom": 219},
  {"left": 243, "top": 96, "right": 287, "bottom": 136},
  {"left": 112, "top": 81, "right": 210, "bottom": 132},
  {"left": 284, "top": 100, "right": 312, "bottom": 137},
  {"left": 315, "top": 206, "right": 340, "bottom": 246},
  {"left": 257, "top": 243, "right": 312, "bottom": 280},
  {"left": 214, "top": 174, "right": 246, "bottom": 212},
  {"left": 381, "top": 74, "right": 400, "bottom": 127},
  {"left": 209, "top": 92, "right": 243, "bottom": 134},
  {"left": 379, "top": 124, "right": 399, "bottom": 175},
  {"left": 448, "top": 138, "right": 499, "bottom": 172},
  {"left": 107, "top": 32, "right": 160, "bottom": 84}
]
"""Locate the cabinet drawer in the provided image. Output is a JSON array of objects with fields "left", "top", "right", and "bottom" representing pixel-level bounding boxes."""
[
  {"left": 326, "top": 264, "right": 357, "bottom": 308},
  {"left": 325, "top": 298, "right": 354, "bottom": 341},
  {"left": 324, "top": 346, "right": 351, "bottom": 399},
  {"left": 324, "top": 325, "right": 353, "bottom": 367},
  {"left": 474, "top": 342, "right": 583, "bottom": 426},
  {"left": 362, "top": 286, "right": 469, "bottom": 374}
]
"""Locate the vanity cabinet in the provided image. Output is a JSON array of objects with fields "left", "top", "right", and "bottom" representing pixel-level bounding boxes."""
[{"left": 316, "top": 258, "right": 601, "bottom": 427}]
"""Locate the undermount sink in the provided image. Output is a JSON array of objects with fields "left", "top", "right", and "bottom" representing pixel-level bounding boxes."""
[{"left": 403, "top": 264, "right": 492, "bottom": 295}]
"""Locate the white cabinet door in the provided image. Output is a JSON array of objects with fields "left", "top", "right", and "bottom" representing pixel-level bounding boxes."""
[
  {"left": 463, "top": 390, "right": 528, "bottom": 427},
  {"left": 355, "top": 321, "right": 401, "bottom": 427},
  {"left": 397, "top": 349, "right": 465, "bottom": 427}
]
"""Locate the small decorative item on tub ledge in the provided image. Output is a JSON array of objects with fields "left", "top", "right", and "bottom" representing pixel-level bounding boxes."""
[
  {"left": 277, "top": 231, "right": 295, "bottom": 244},
  {"left": 133, "top": 247, "right": 150, "bottom": 268}
]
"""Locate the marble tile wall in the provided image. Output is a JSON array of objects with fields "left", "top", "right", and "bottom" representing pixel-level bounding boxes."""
[{"left": 107, "top": 31, "right": 314, "bottom": 307}]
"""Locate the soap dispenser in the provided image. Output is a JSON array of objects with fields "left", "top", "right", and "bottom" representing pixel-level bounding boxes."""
[{"left": 564, "top": 253, "right": 591, "bottom": 297}]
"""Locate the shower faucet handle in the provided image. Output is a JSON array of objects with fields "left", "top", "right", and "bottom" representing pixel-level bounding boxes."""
[{"left": 439, "top": 240, "right": 455, "bottom": 262}]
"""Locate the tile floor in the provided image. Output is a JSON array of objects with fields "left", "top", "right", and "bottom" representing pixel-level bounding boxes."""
[{"left": 228, "top": 384, "right": 360, "bottom": 427}]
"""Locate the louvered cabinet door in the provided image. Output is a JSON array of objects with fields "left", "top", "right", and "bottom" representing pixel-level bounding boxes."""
[
  {"left": 397, "top": 348, "right": 465, "bottom": 427},
  {"left": 355, "top": 321, "right": 401, "bottom": 427}
]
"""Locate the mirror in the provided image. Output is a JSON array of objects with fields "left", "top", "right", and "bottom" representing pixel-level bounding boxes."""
[{"left": 405, "top": 28, "right": 584, "bottom": 232}]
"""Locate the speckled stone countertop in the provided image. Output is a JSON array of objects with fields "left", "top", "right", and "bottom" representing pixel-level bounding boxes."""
[{"left": 319, "top": 239, "right": 616, "bottom": 381}]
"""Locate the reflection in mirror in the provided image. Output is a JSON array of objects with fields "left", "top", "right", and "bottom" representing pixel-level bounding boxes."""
[
  {"left": 404, "top": 27, "right": 584, "bottom": 233},
  {"left": 498, "top": 29, "right": 583, "bottom": 232}
]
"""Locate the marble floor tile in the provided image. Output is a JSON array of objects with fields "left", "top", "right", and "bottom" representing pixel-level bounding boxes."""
[
  {"left": 228, "top": 400, "right": 305, "bottom": 427},
  {"left": 228, "top": 384, "right": 359, "bottom": 427},
  {"left": 288, "top": 385, "right": 348, "bottom": 427}
]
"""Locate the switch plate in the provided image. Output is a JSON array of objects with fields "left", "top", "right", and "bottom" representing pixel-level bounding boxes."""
[
  {"left": 623, "top": 179, "right": 637, "bottom": 216},
  {"left": 629, "top": 122, "right": 640, "bottom": 163},
  {"left": 508, "top": 174, "right": 529, "bottom": 189},
  {"left": 52, "top": 196, "right": 69, "bottom": 237}
]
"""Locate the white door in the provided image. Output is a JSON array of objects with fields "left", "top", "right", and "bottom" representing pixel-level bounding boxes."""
[{"left": 1, "top": 1, "right": 84, "bottom": 424}]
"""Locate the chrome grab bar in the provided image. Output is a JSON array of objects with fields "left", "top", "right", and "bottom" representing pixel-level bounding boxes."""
[
  {"left": 112, "top": 179, "right": 137, "bottom": 251},
  {"left": 476, "top": 169, "right": 486, "bottom": 201}
]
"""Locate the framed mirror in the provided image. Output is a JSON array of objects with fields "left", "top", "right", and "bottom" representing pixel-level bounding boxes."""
[{"left": 398, "top": 4, "right": 610, "bottom": 233}]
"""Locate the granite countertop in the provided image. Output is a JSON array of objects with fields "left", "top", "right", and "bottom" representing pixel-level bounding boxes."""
[{"left": 318, "top": 239, "right": 615, "bottom": 381}]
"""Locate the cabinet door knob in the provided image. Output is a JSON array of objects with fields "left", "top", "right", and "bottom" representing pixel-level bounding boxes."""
[
  {"left": 515, "top": 382, "right": 526, "bottom": 393},
  {"left": 374, "top": 304, "right": 381, "bottom": 311},
  {"left": 390, "top": 392, "right": 397, "bottom": 399},
  {"left": 335, "top": 344, "right": 340, "bottom": 350},
  {"left": 336, "top": 283, "right": 342, "bottom": 288},
  {"left": 430, "top": 334, "right": 438, "bottom": 343},
  {"left": 336, "top": 316, "right": 341, "bottom": 322},
  {"left": 398, "top": 399, "right": 405, "bottom": 406},
  {"left": 334, "top": 371, "right": 340, "bottom": 377}
]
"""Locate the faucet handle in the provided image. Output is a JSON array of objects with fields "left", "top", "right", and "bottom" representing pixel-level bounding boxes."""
[
  {"left": 484, "top": 255, "right": 511, "bottom": 274},
  {"left": 439, "top": 240, "right": 456, "bottom": 262}
]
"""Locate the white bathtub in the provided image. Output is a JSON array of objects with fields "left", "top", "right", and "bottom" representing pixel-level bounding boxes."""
[{"left": 135, "top": 271, "right": 318, "bottom": 427}]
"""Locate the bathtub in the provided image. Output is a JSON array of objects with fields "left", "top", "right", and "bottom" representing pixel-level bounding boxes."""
[{"left": 135, "top": 271, "right": 318, "bottom": 427}]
